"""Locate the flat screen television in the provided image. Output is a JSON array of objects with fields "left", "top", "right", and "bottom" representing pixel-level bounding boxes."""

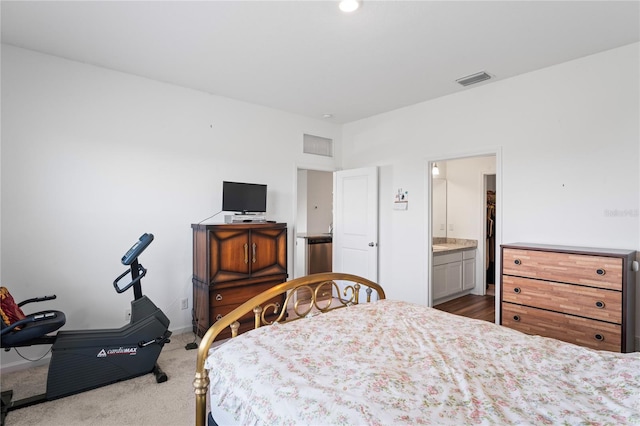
[{"left": 222, "top": 181, "right": 267, "bottom": 214}]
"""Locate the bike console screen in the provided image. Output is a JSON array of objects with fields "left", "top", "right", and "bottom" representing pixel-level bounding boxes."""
[{"left": 121, "top": 233, "right": 154, "bottom": 265}]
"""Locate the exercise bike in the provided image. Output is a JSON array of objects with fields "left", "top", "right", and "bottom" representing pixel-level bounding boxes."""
[{"left": 1, "top": 233, "right": 171, "bottom": 423}]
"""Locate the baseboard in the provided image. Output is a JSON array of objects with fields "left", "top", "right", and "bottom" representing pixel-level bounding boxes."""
[{"left": 636, "top": 336, "right": 640, "bottom": 352}]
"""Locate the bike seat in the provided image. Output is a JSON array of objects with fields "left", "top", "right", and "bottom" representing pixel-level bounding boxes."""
[{"left": 1, "top": 311, "right": 66, "bottom": 348}]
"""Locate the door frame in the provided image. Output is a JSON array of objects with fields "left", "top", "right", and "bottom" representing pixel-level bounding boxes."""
[{"left": 425, "top": 148, "right": 502, "bottom": 324}]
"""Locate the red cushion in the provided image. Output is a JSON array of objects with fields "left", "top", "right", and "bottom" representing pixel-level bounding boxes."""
[{"left": 1, "top": 287, "right": 26, "bottom": 326}]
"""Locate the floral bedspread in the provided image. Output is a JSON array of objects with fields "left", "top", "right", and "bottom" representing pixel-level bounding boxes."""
[{"left": 206, "top": 299, "right": 640, "bottom": 425}]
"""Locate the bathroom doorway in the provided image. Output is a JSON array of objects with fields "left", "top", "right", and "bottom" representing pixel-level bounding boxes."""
[{"left": 428, "top": 152, "right": 501, "bottom": 324}]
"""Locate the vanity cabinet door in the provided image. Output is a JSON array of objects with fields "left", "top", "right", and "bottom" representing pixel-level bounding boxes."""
[
  {"left": 462, "top": 257, "right": 475, "bottom": 291},
  {"left": 433, "top": 264, "right": 449, "bottom": 300},
  {"left": 433, "top": 251, "right": 463, "bottom": 300},
  {"left": 445, "top": 261, "right": 463, "bottom": 295},
  {"left": 433, "top": 250, "right": 476, "bottom": 301}
]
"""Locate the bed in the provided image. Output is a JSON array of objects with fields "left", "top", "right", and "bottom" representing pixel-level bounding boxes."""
[{"left": 194, "top": 272, "right": 640, "bottom": 426}]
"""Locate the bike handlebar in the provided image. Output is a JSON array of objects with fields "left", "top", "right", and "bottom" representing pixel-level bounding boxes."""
[
  {"left": 113, "top": 233, "right": 154, "bottom": 295},
  {"left": 113, "top": 263, "right": 147, "bottom": 294}
]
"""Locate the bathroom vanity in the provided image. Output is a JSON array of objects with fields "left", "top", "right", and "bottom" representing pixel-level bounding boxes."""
[{"left": 432, "top": 240, "right": 477, "bottom": 303}]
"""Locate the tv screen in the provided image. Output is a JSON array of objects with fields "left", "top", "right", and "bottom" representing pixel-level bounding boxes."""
[{"left": 222, "top": 181, "right": 267, "bottom": 214}]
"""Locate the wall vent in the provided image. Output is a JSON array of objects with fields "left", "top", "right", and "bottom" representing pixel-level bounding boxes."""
[
  {"left": 456, "top": 71, "right": 492, "bottom": 87},
  {"left": 303, "top": 134, "right": 333, "bottom": 157}
]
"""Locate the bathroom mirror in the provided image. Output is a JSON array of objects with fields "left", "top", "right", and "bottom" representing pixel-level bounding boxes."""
[{"left": 432, "top": 178, "right": 447, "bottom": 238}]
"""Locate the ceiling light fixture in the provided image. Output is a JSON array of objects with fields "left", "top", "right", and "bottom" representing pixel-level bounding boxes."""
[
  {"left": 432, "top": 163, "right": 440, "bottom": 176},
  {"left": 323, "top": 114, "right": 333, "bottom": 119},
  {"left": 339, "top": 0, "right": 360, "bottom": 13}
]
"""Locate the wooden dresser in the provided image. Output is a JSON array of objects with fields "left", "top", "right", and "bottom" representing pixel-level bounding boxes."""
[
  {"left": 191, "top": 222, "right": 288, "bottom": 339},
  {"left": 500, "top": 243, "right": 636, "bottom": 352}
]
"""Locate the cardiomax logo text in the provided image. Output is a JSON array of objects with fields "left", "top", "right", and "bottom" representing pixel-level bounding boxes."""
[{"left": 97, "top": 347, "right": 138, "bottom": 357}]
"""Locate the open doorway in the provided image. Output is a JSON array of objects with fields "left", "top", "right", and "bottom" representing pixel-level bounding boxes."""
[
  {"left": 428, "top": 152, "right": 501, "bottom": 324},
  {"left": 294, "top": 169, "right": 334, "bottom": 279}
]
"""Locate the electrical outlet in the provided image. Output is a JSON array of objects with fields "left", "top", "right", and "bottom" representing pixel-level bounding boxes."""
[
  {"left": 125, "top": 308, "right": 131, "bottom": 321},
  {"left": 180, "top": 298, "right": 188, "bottom": 310}
]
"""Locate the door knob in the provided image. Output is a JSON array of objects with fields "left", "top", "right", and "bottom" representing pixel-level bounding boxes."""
[{"left": 368, "top": 242, "right": 376, "bottom": 247}]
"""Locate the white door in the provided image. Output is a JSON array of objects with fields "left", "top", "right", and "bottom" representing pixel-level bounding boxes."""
[{"left": 333, "top": 167, "right": 379, "bottom": 299}]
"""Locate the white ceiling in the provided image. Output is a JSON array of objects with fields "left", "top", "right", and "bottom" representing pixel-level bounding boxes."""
[{"left": 2, "top": 1, "right": 639, "bottom": 124}]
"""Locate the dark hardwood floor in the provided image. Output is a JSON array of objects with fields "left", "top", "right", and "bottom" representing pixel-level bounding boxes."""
[{"left": 433, "top": 285, "right": 495, "bottom": 322}]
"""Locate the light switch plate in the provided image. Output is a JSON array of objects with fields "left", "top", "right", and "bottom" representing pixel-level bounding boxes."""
[{"left": 393, "top": 201, "right": 408, "bottom": 210}]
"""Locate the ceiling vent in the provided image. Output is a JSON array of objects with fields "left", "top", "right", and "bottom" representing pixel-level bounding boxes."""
[
  {"left": 303, "top": 134, "right": 333, "bottom": 157},
  {"left": 456, "top": 71, "right": 492, "bottom": 87}
]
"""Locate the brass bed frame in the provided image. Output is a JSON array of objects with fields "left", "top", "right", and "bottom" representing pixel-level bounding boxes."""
[{"left": 193, "top": 272, "right": 386, "bottom": 426}]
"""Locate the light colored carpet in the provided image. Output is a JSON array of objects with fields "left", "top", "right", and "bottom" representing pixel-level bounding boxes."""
[{"left": 2, "top": 332, "right": 201, "bottom": 426}]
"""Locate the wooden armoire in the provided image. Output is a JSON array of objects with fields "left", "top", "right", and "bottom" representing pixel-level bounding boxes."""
[{"left": 191, "top": 222, "right": 287, "bottom": 339}]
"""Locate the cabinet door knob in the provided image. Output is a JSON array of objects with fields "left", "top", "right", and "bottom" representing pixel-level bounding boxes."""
[
  {"left": 513, "top": 287, "right": 521, "bottom": 294},
  {"left": 244, "top": 243, "right": 249, "bottom": 264},
  {"left": 513, "top": 315, "right": 520, "bottom": 322},
  {"left": 595, "top": 301, "right": 605, "bottom": 309},
  {"left": 216, "top": 314, "right": 223, "bottom": 321},
  {"left": 252, "top": 243, "right": 257, "bottom": 263},
  {"left": 514, "top": 259, "right": 521, "bottom": 265},
  {"left": 594, "top": 333, "right": 605, "bottom": 341},
  {"left": 596, "top": 268, "right": 606, "bottom": 276},
  {"left": 215, "top": 294, "right": 223, "bottom": 301}
]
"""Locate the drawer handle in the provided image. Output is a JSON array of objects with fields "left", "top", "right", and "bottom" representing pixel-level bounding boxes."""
[
  {"left": 594, "top": 333, "right": 604, "bottom": 342},
  {"left": 596, "top": 268, "right": 606, "bottom": 276},
  {"left": 244, "top": 243, "right": 249, "bottom": 264},
  {"left": 514, "top": 259, "right": 521, "bottom": 265},
  {"left": 215, "top": 294, "right": 223, "bottom": 301},
  {"left": 513, "top": 287, "right": 521, "bottom": 294},
  {"left": 513, "top": 315, "right": 520, "bottom": 322},
  {"left": 595, "top": 301, "right": 605, "bottom": 309},
  {"left": 216, "top": 314, "right": 223, "bottom": 321}
]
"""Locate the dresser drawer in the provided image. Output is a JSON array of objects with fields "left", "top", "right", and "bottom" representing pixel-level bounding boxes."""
[
  {"left": 210, "top": 280, "right": 284, "bottom": 307},
  {"left": 502, "top": 248, "right": 623, "bottom": 290},
  {"left": 502, "top": 303, "right": 621, "bottom": 352},
  {"left": 502, "top": 276, "right": 622, "bottom": 324},
  {"left": 210, "top": 293, "right": 284, "bottom": 323}
]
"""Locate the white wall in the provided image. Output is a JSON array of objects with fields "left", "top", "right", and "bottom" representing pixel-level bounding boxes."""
[
  {"left": 306, "top": 170, "right": 333, "bottom": 234},
  {"left": 295, "top": 169, "right": 333, "bottom": 235},
  {"left": 0, "top": 45, "right": 340, "bottom": 369},
  {"left": 443, "top": 156, "right": 496, "bottom": 295},
  {"left": 444, "top": 156, "right": 495, "bottom": 241},
  {"left": 342, "top": 43, "right": 640, "bottom": 335},
  {"left": 296, "top": 170, "right": 308, "bottom": 233}
]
